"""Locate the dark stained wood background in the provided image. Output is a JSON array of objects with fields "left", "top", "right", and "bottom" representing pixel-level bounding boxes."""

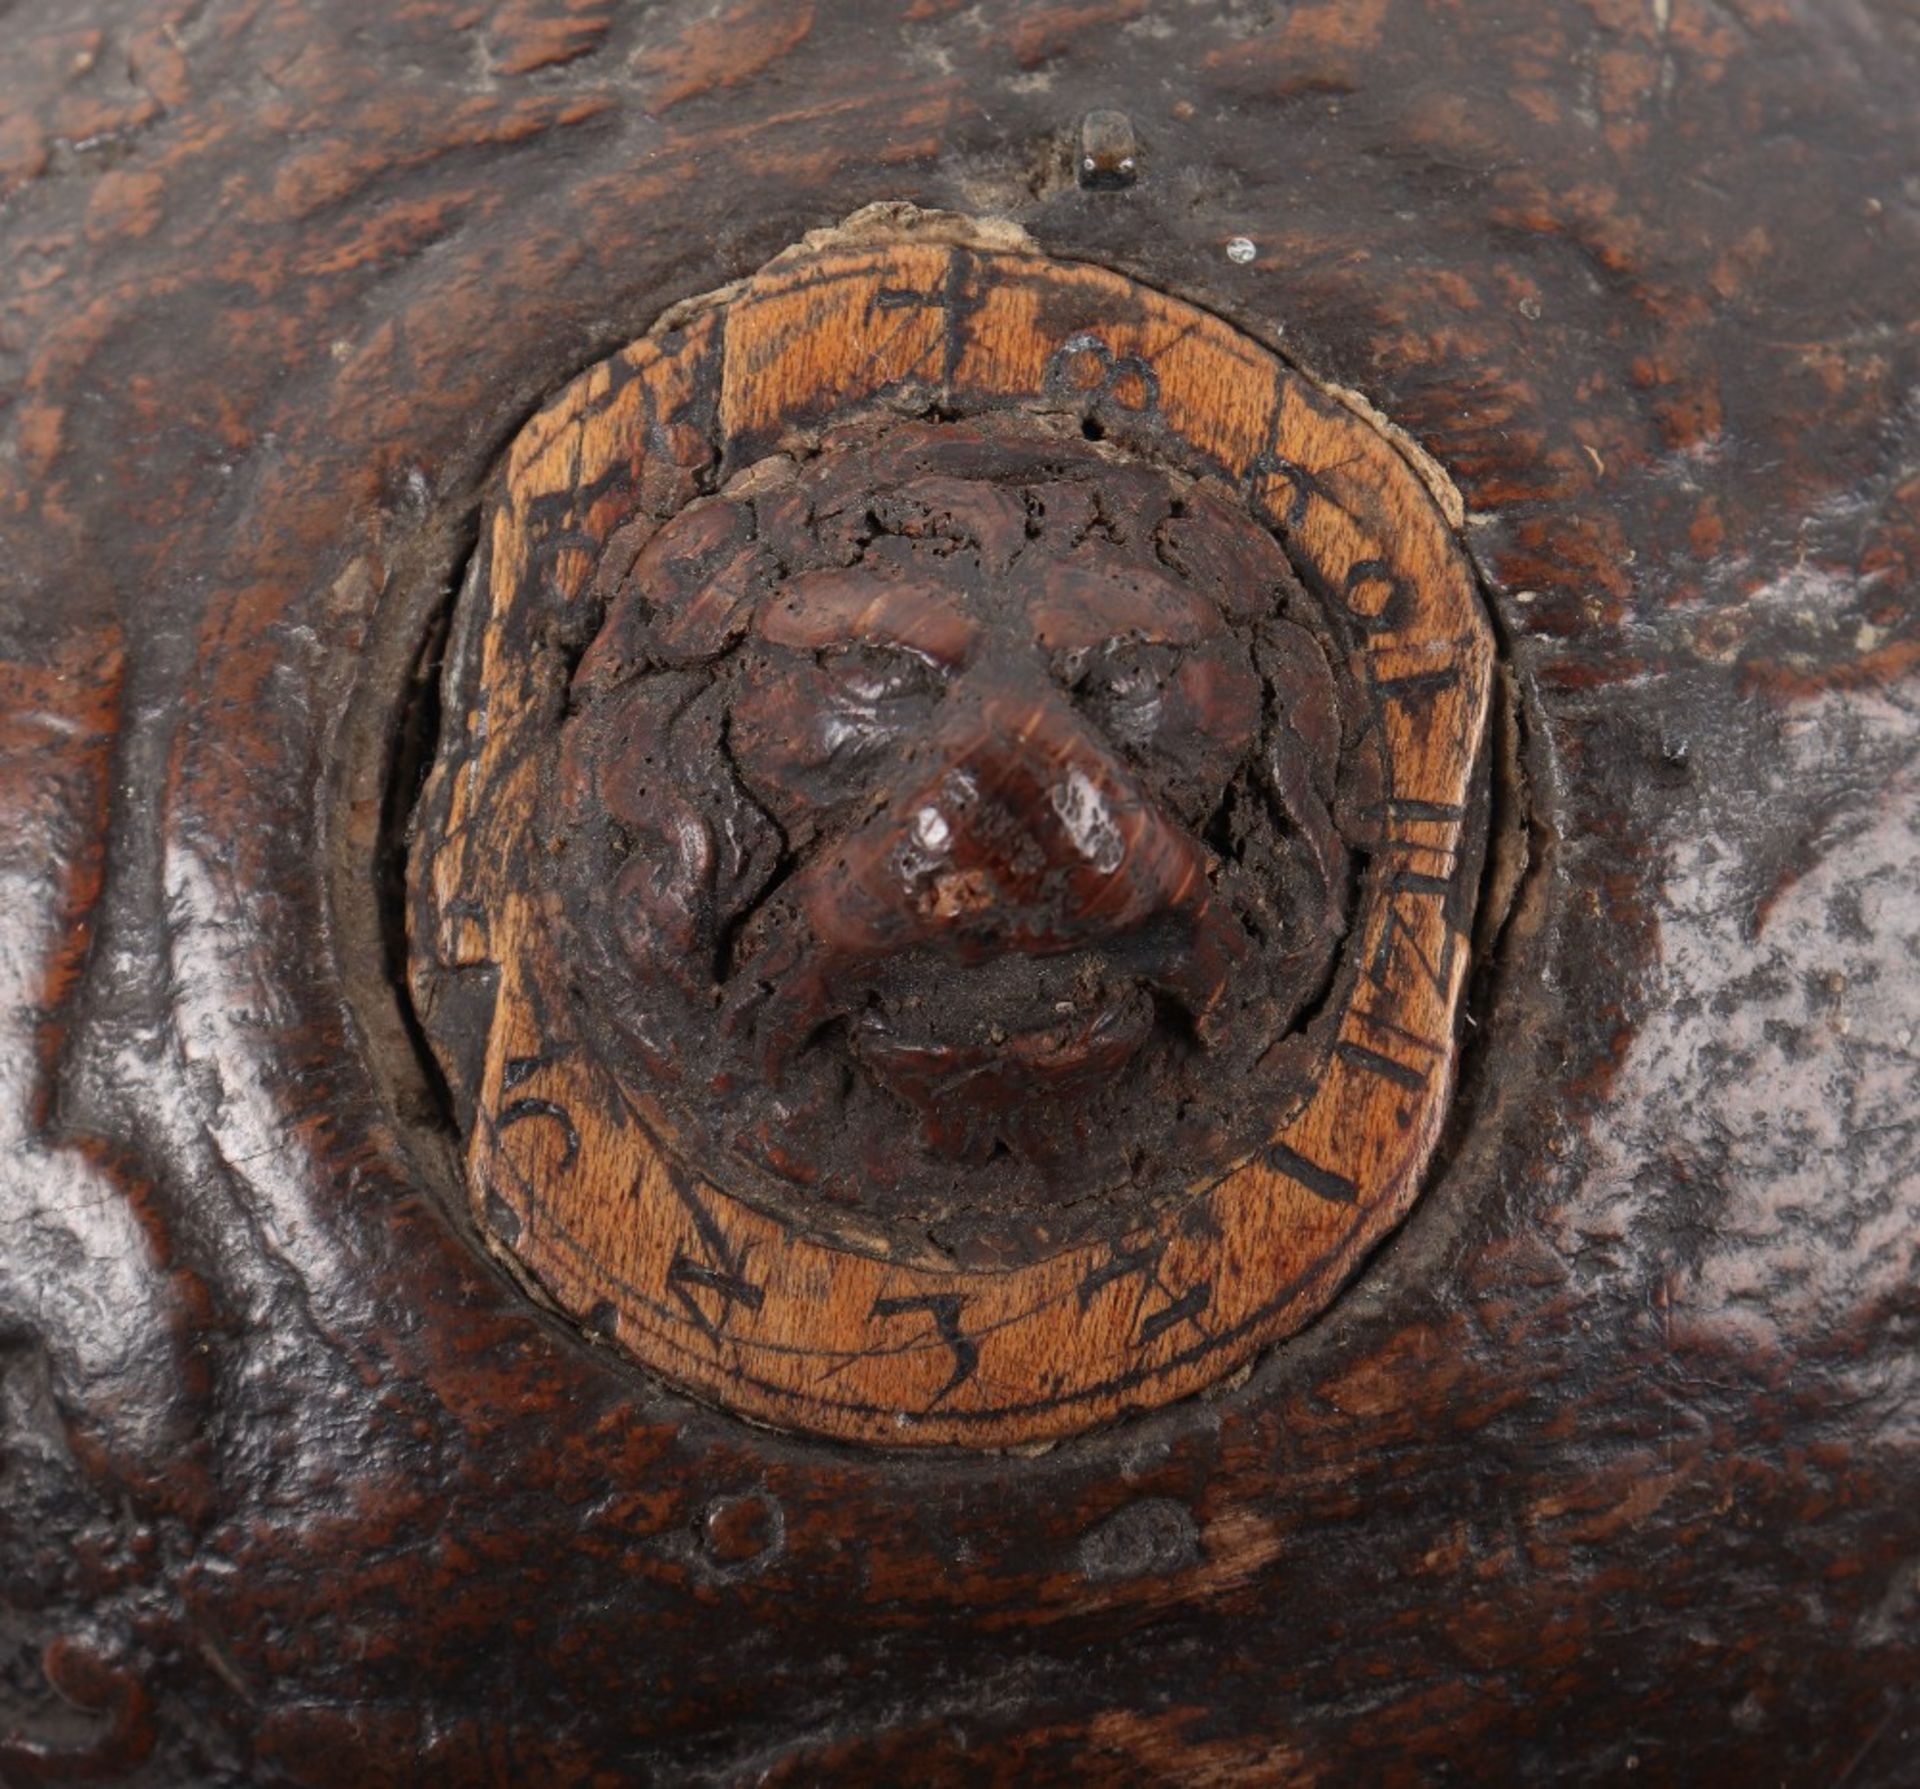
[{"left": 1, "top": 0, "right": 1914, "bottom": 1782}]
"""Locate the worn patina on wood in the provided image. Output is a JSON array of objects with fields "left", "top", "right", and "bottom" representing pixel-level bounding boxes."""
[{"left": 1, "top": 0, "right": 1915, "bottom": 1782}]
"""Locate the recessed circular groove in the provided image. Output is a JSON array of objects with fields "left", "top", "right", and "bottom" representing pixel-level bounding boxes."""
[{"left": 368, "top": 209, "right": 1511, "bottom": 1449}]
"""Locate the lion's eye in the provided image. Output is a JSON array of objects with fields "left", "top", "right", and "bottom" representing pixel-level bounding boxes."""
[
  {"left": 821, "top": 643, "right": 946, "bottom": 709},
  {"left": 1065, "top": 641, "right": 1185, "bottom": 747},
  {"left": 723, "top": 643, "right": 947, "bottom": 824}
]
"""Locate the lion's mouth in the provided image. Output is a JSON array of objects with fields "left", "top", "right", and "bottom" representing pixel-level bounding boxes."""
[
  {"left": 819, "top": 943, "right": 1168, "bottom": 1139},
  {"left": 859, "top": 972, "right": 1152, "bottom": 1059},
  {"left": 842, "top": 960, "right": 1160, "bottom": 1164}
]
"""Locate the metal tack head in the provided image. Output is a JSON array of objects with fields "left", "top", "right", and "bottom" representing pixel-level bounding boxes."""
[{"left": 1078, "top": 109, "right": 1139, "bottom": 190}]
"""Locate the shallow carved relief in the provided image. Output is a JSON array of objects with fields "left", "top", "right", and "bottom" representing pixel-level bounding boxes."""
[
  {"left": 561, "top": 416, "right": 1359, "bottom": 1254},
  {"left": 409, "top": 213, "right": 1496, "bottom": 1445}
]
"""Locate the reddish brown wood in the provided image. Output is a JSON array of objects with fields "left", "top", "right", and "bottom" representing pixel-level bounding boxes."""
[{"left": 1, "top": 0, "right": 1915, "bottom": 1781}]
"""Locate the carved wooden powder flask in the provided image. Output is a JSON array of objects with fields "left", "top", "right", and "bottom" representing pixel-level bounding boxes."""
[{"left": 4, "top": 2, "right": 1914, "bottom": 1778}]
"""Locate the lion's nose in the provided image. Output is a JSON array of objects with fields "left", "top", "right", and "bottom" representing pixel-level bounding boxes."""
[
  {"left": 734, "top": 683, "right": 1254, "bottom": 1073},
  {"left": 865, "top": 689, "right": 1189, "bottom": 955}
]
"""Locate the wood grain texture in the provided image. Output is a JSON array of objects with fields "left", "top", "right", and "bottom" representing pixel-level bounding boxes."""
[{"left": 0, "top": 0, "right": 1914, "bottom": 1781}]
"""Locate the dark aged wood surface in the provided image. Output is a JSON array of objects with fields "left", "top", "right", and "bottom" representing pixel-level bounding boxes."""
[{"left": 0, "top": 0, "right": 1914, "bottom": 1781}]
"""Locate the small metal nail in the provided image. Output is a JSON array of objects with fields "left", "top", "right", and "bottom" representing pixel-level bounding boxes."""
[{"left": 1078, "top": 109, "right": 1139, "bottom": 190}]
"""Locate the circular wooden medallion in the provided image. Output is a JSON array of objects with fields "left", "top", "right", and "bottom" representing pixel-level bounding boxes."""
[{"left": 409, "top": 214, "right": 1494, "bottom": 1447}]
